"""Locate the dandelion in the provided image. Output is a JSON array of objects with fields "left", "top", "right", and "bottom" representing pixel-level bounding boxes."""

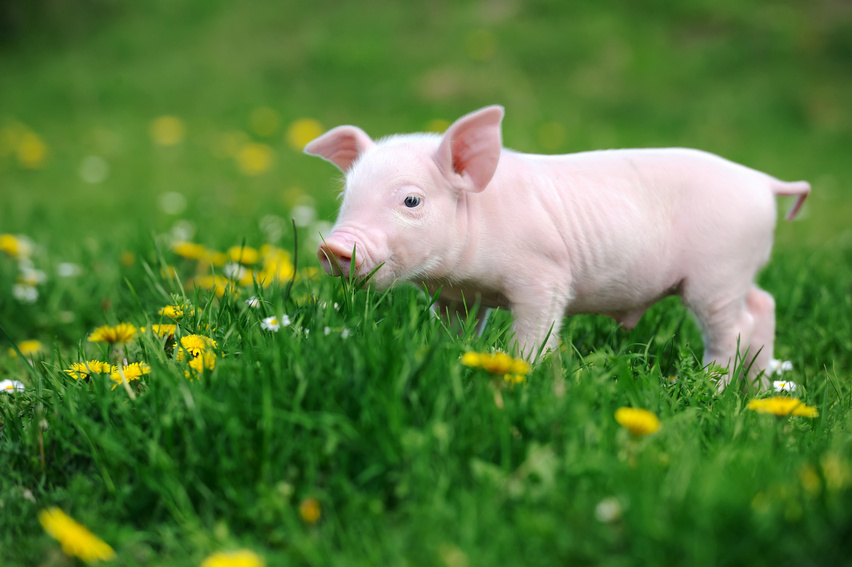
[
  {"left": 178, "top": 335, "right": 218, "bottom": 375},
  {"left": 773, "top": 380, "right": 797, "bottom": 393},
  {"left": 236, "top": 142, "right": 274, "bottom": 176},
  {"left": 150, "top": 115, "right": 185, "bottom": 146},
  {"left": 12, "top": 283, "right": 38, "bottom": 303},
  {"left": 178, "top": 334, "right": 218, "bottom": 358},
  {"left": 9, "top": 340, "right": 43, "bottom": 357},
  {"left": 201, "top": 549, "right": 266, "bottom": 567},
  {"left": 504, "top": 373, "right": 527, "bottom": 385},
  {"left": 747, "top": 397, "right": 818, "bottom": 418},
  {"left": 65, "top": 360, "right": 115, "bottom": 380},
  {"left": 614, "top": 407, "right": 661, "bottom": 437},
  {"left": 460, "top": 351, "right": 531, "bottom": 375},
  {"left": 227, "top": 245, "right": 260, "bottom": 265},
  {"left": 193, "top": 274, "right": 237, "bottom": 298},
  {"left": 1, "top": 233, "right": 33, "bottom": 258},
  {"left": 299, "top": 497, "right": 321, "bottom": 524},
  {"left": 286, "top": 118, "right": 323, "bottom": 151},
  {"left": 261, "top": 316, "right": 281, "bottom": 332},
  {"left": 16, "top": 130, "right": 48, "bottom": 169},
  {"left": 1, "top": 379, "right": 25, "bottom": 393},
  {"left": 257, "top": 245, "right": 295, "bottom": 286},
  {"left": 88, "top": 323, "right": 137, "bottom": 344},
  {"left": 139, "top": 324, "right": 177, "bottom": 339},
  {"left": 109, "top": 362, "right": 151, "bottom": 386},
  {"left": 38, "top": 507, "right": 115, "bottom": 563},
  {"left": 173, "top": 241, "right": 209, "bottom": 260},
  {"left": 158, "top": 305, "right": 185, "bottom": 319}
]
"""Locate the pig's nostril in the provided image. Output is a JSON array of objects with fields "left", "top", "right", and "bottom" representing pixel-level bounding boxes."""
[{"left": 318, "top": 244, "right": 354, "bottom": 276}]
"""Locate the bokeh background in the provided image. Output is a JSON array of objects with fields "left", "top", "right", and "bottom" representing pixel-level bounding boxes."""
[{"left": 1, "top": 0, "right": 851, "bottom": 252}]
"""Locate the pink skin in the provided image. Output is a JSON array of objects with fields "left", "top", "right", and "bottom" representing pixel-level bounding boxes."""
[{"left": 305, "top": 106, "right": 810, "bottom": 390}]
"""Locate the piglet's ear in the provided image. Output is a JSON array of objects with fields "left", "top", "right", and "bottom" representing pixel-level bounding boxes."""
[
  {"left": 435, "top": 105, "right": 504, "bottom": 192},
  {"left": 303, "top": 125, "right": 374, "bottom": 173}
]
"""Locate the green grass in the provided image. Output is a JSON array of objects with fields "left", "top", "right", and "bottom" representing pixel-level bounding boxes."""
[{"left": 2, "top": 1, "right": 852, "bottom": 565}]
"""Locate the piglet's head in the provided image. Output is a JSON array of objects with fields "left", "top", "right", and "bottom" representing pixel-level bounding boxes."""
[{"left": 304, "top": 106, "right": 504, "bottom": 289}]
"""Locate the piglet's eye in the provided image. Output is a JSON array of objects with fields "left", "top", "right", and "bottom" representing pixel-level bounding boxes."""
[{"left": 403, "top": 195, "right": 422, "bottom": 208}]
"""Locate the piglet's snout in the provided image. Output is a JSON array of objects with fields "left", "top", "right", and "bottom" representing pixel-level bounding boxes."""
[{"left": 317, "top": 236, "right": 359, "bottom": 277}]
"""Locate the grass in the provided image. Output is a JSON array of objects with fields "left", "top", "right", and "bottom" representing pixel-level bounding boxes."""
[{"left": 1, "top": 1, "right": 852, "bottom": 565}]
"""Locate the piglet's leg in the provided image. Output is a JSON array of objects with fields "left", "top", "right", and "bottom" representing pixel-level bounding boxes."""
[
  {"left": 508, "top": 284, "right": 570, "bottom": 359},
  {"left": 692, "top": 295, "right": 755, "bottom": 391},
  {"left": 743, "top": 286, "right": 776, "bottom": 389}
]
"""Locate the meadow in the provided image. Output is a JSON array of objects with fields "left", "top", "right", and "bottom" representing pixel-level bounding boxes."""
[{"left": 1, "top": 1, "right": 852, "bottom": 565}]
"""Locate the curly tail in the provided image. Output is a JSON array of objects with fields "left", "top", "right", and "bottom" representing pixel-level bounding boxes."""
[{"left": 771, "top": 180, "right": 811, "bottom": 221}]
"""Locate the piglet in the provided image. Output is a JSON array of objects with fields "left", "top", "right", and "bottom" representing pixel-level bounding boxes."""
[{"left": 305, "top": 106, "right": 809, "bottom": 390}]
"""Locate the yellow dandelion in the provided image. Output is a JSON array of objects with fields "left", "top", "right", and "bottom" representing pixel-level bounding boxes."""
[
  {"left": 109, "top": 362, "right": 151, "bottom": 385},
  {"left": 65, "top": 360, "right": 115, "bottom": 380},
  {"left": 821, "top": 453, "right": 851, "bottom": 491},
  {"left": 504, "top": 373, "right": 527, "bottom": 385},
  {"left": 9, "top": 339, "right": 43, "bottom": 357},
  {"left": 227, "top": 245, "right": 260, "bottom": 265},
  {"left": 614, "top": 407, "right": 661, "bottom": 437},
  {"left": 149, "top": 115, "right": 185, "bottom": 146},
  {"left": 173, "top": 241, "right": 209, "bottom": 260},
  {"left": 187, "top": 350, "right": 217, "bottom": 375},
  {"left": 299, "top": 497, "right": 321, "bottom": 524},
  {"left": 286, "top": 118, "right": 323, "bottom": 152},
  {"left": 140, "top": 324, "right": 177, "bottom": 338},
  {"left": 158, "top": 305, "right": 185, "bottom": 319},
  {"left": 17, "top": 130, "right": 48, "bottom": 169},
  {"left": 461, "top": 351, "right": 530, "bottom": 375},
  {"left": 38, "top": 507, "right": 115, "bottom": 563},
  {"left": 88, "top": 323, "right": 137, "bottom": 344},
  {"left": 201, "top": 549, "right": 265, "bottom": 567},
  {"left": 1, "top": 233, "right": 33, "bottom": 258},
  {"left": 193, "top": 274, "right": 238, "bottom": 298},
  {"left": 177, "top": 334, "right": 218, "bottom": 359},
  {"left": 236, "top": 142, "right": 274, "bottom": 176},
  {"left": 746, "top": 397, "right": 819, "bottom": 418}
]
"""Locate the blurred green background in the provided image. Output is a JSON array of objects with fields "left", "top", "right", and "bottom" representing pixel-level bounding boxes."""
[{"left": 1, "top": 0, "right": 850, "bottom": 252}]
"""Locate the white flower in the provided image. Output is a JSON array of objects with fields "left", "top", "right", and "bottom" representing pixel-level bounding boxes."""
[
  {"left": 324, "top": 326, "right": 331, "bottom": 335},
  {"left": 57, "top": 262, "right": 83, "bottom": 277},
  {"left": 594, "top": 497, "right": 622, "bottom": 523},
  {"left": 245, "top": 296, "right": 260, "bottom": 309},
  {"left": 341, "top": 328, "right": 351, "bottom": 339},
  {"left": 773, "top": 380, "right": 798, "bottom": 393},
  {"left": 223, "top": 262, "right": 248, "bottom": 280},
  {"left": 261, "top": 316, "right": 280, "bottom": 332},
  {"left": 12, "top": 284, "right": 38, "bottom": 303},
  {"left": 0, "top": 379, "right": 25, "bottom": 393},
  {"left": 280, "top": 314, "right": 291, "bottom": 327},
  {"left": 767, "top": 359, "right": 793, "bottom": 376}
]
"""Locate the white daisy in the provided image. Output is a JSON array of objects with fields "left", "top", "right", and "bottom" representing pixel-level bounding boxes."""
[
  {"left": 767, "top": 359, "right": 793, "bottom": 376},
  {"left": 261, "top": 316, "right": 280, "bottom": 332},
  {"left": 773, "top": 380, "right": 798, "bottom": 393},
  {"left": 245, "top": 296, "right": 260, "bottom": 309},
  {"left": 280, "top": 314, "right": 291, "bottom": 327},
  {"left": 0, "top": 379, "right": 25, "bottom": 393},
  {"left": 594, "top": 497, "right": 622, "bottom": 523},
  {"left": 12, "top": 284, "right": 38, "bottom": 303}
]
